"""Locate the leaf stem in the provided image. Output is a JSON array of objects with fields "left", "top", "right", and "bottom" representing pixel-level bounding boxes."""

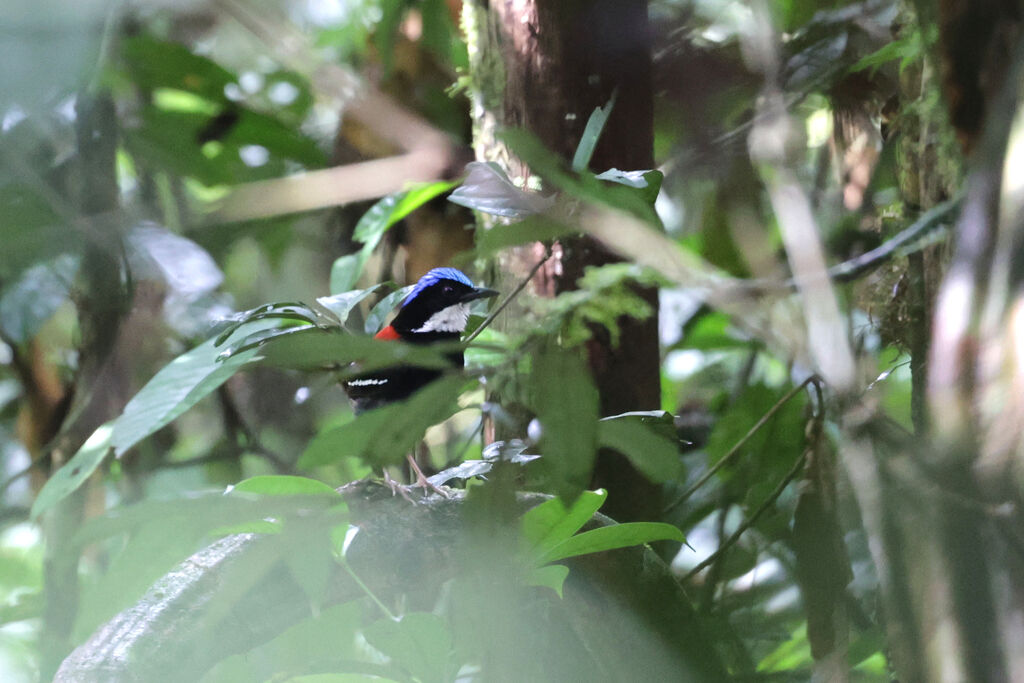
[{"left": 337, "top": 557, "right": 397, "bottom": 621}]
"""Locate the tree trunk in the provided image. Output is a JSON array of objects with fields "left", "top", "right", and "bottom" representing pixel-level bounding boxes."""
[{"left": 463, "top": 0, "right": 663, "bottom": 521}]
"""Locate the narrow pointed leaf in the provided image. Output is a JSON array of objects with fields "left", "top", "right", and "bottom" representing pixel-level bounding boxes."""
[
  {"left": 530, "top": 347, "right": 599, "bottom": 502},
  {"left": 520, "top": 490, "right": 607, "bottom": 560},
  {"left": 299, "top": 376, "right": 467, "bottom": 468},
  {"left": 538, "top": 522, "right": 685, "bottom": 565},
  {"left": 316, "top": 285, "right": 383, "bottom": 325},
  {"left": 525, "top": 564, "right": 570, "bottom": 598},
  {"left": 31, "top": 425, "right": 113, "bottom": 520},
  {"left": 230, "top": 475, "right": 342, "bottom": 498},
  {"left": 364, "top": 285, "right": 413, "bottom": 334},
  {"left": 572, "top": 92, "right": 616, "bottom": 172},
  {"left": 597, "top": 412, "right": 681, "bottom": 482},
  {"left": 448, "top": 161, "right": 554, "bottom": 218}
]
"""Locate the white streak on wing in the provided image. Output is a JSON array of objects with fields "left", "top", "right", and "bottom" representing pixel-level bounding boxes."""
[
  {"left": 347, "top": 378, "right": 388, "bottom": 386},
  {"left": 412, "top": 302, "right": 471, "bottom": 333}
]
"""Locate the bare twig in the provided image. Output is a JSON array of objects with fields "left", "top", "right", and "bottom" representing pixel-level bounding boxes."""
[
  {"left": 218, "top": 386, "right": 298, "bottom": 475},
  {"left": 463, "top": 252, "right": 552, "bottom": 344}
]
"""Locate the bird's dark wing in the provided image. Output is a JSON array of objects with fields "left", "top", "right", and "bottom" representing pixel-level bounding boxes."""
[{"left": 343, "top": 365, "right": 444, "bottom": 414}]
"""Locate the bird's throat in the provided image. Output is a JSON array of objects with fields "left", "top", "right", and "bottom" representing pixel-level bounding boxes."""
[{"left": 411, "top": 303, "right": 471, "bottom": 334}]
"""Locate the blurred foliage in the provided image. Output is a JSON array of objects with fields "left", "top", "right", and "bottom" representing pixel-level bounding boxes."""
[{"left": 0, "top": 0, "right": 962, "bottom": 681}]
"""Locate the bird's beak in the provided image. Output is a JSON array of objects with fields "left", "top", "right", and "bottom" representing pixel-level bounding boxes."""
[{"left": 460, "top": 287, "right": 499, "bottom": 303}]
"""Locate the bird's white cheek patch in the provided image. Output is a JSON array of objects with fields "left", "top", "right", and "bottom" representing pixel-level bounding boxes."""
[{"left": 413, "top": 303, "right": 471, "bottom": 333}]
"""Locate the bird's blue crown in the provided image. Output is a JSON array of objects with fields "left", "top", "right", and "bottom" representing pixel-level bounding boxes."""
[{"left": 403, "top": 267, "right": 475, "bottom": 306}]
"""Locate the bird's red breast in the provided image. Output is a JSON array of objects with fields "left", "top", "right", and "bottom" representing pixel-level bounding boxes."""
[{"left": 374, "top": 324, "right": 401, "bottom": 341}]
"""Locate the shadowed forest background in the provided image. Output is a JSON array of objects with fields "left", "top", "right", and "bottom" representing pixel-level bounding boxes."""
[{"left": 2, "top": 0, "right": 1024, "bottom": 681}]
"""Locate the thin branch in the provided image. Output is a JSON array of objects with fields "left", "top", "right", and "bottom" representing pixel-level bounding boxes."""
[
  {"left": 207, "top": 0, "right": 469, "bottom": 222},
  {"left": 664, "top": 375, "right": 816, "bottom": 515},
  {"left": 463, "top": 252, "right": 551, "bottom": 344},
  {"left": 217, "top": 387, "right": 298, "bottom": 475}
]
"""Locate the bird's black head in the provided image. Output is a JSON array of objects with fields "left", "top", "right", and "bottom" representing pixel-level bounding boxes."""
[{"left": 390, "top": 268, "right": 498, "bottom": 338}]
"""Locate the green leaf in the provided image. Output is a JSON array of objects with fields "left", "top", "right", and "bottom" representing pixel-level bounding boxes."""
[
  {"left": 538, "top": 522, "right": 685, "bottom": 564},
  {"left": 524, "top": 564, "right": 569, "bottom": 598},
  {"left": 706, "top": 383, "right": 808, "bottom": 509},
  {"left": 597, "top": 412, "right": 681, "bottom": 483},
  {"left": 282, "top": 517, "right": 338, "bottom": 606},
  {"left": 255, "top": 329, "right": 451, "bottom": 373},
  {"left": 299, "top": 376, "right": 467, "bottom": 468},
  {"left": 448, "top": 161, "right": 554, "bottom": 218},
  {"left": 126, "top": 107, "right": 324, "bottom": 187},
  {"left": 520, "top": 490, "right": 607, "bottom": 561},
  {"left": 120, "top": 35, "right": 237, "bottom": 103},
  {"left": 500, "top": 128, "right": 660, "bottom": 225},
  {"left": 332, "top": 181, "right": 456, "bottom": 293},
  {"left": 30, "top": 425, "right": 113, "bottom": 520},
  {"left": 475, "top": 215, "right": 574, "bottom": 256},
  {"left": 111, "top": 333, "right": 262, "bottom": 455},
  {"left": 572, "top": 92, "right": 616, "bottom": 172},
  {"left": 363, "top": 612, "right": 452, "bottom": 683},
  {"left": 594, "top": 169, "right": 664, "bottom": 205},
  {"left": 0, "top": 254, "right": 78, "bottom": 344},
  {"left": 365, "top": 285, "right": 413, "bottom": 334},
  {"left": 32, "top": 326, "right": 267, "bottom": 520},
  {"left": 849, "top": 35, "right": 914, "bottom": 75},
  {"left": 209, "top": 520, "right": 283, "bottom": 536},
  {"left": 529, "top": 347, "right": 599, "bottom": 501},
  {"left": 215, "top": 302, "right": 329, "bottom": 346},
  {"left": 329, "top": 254, "right": 365, "bottom": 295},
  {"left": 0, "top": 184, "right": 77, "bottom": 281},
  {"left": 674, "top": 311, "right": 751, "bottom": 350},
  {"left": 316, "top": 285, "right": 383, "bottom": 324},
  {"left": 353, "top": 181, "right": 457, "bottom": 246},
  {"left": 230, "top": 475, "right": 341, "bottom": 497}
]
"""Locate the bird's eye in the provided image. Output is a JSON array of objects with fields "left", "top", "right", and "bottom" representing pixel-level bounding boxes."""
[{"left": 442, "top": 284, "right": 454, "bottom": 294}]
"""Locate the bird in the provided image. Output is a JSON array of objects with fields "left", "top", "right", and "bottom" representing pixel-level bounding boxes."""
[{"left": 343, "top": 267, "right": 498, "bottom": 491}]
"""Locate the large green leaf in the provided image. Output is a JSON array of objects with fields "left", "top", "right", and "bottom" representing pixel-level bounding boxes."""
[
  {"left": 499, "top": 128, "right": 660, "bottom": 224},
  {"left": 316, "top": 285, "right": 383, "bottom": 324},
  {"left": 300, "top": 375, "right": 468, "bottom": 469},
  {"left": 448, "top": 162, "right": 555, "bottom": 219},
  {"left": 111, "top": 336, "right": 261, "bottom": 456},
  {"left": 329, "top": 254, "right": 366, "bottom": 296},
  {"left": 126, "top": 107, "right": 324, "bottom": 188},
  {"left": 0, "top": 254, "right": 78, "bottom": 344},
  {"left": 363, "top": 612, "right": 452, "bottom": 683},
  {"left": 364, "top": 285, "right": 413, "bottom": 334},
  {"left": 32, "top": 327, "right": 267, "bottom": 520},
  {"left": 0, "top": 184, "right": 77, "bottom": 281},
  {"left": 353, "top": 181, "right": 456, "bottom": 246},
  {"left": 518, "top": 490, "right": 685, "bottom": 593},
  {"left": 230, "top": 475, "right": 342, "bottom": 498},
  {"left": 120, "top": 35, "right": 237, "bottom": 103},
  {"left": 520, "top": 490, "right": 607, "bottom": 562},
  {"left": 524, "top": 563, "right": 570, "bottom": 598},
  {"left": 705, "top": 382, "right": 808, "bottom": 510},
  {"left": 597, "top": 411, "right": 681, "bottom": 483},
  {"left": 329, "top": 180, "right": 457, "bottom": 292},
  {"left": 29, "top": 425, "right": 114, "bottom": 521},
  {"left": 536, "top": 522, "right": 685, "bottom": 565},
  {"left": 475, "top": 215, "right": 574, "bottom": 256},
  {"left": 253, "top": 329, "right": 452, "bottom": 373},
  {"left": 529, "top": 347, "right": 599, "bottom": 502}
]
